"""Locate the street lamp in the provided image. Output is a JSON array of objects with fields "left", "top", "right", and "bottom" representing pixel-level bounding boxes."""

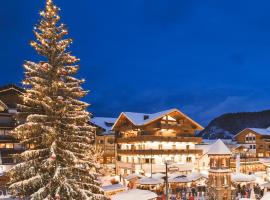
[{"left": 164, "top": 158, "right": 173, "bottom": 200}]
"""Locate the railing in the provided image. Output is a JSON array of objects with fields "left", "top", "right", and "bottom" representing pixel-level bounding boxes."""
[
  {"left": 117, "top": 149, "right": 202, "bottom": 155},
  {"left": 117, "top": 135, "right": 202, "bottom": 143}
]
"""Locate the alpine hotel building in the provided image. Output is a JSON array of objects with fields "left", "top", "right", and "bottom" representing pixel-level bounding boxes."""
[{"left": 112, "top": 109, "right": 204, "bottom": 176}]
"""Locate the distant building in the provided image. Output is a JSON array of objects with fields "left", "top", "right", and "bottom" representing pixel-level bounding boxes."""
[
  {"left": 234, "top": 127, "right": 270, "bottom": 157},
  {"left": 0, "top": 85, "right": 25, "bottom": 188},
  {"left": 233, "top": 127, "right": 270, "bottom": 173},
  {"left": 112, "top": 108, "right": 204, "bottom": 176},
  {"left": 91, "top": 117, "right": 117, "bottom": 173}
]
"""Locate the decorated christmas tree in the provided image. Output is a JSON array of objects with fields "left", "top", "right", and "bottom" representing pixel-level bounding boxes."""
[{"left": 8, "top": 0, "right": 106, "bottom": 199}]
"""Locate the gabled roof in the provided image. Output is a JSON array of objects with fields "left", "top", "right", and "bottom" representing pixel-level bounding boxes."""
[
  {"left": 207, "top": 139, "right": 232, "bottom": 155},
  {"left": 112, "top": 108, "right": 204, "bottom": 130},
  {"left": 91, "top": 117, "right": 117, "bottom": 134},
  {"left": 234, "top": 127, "right": 270, "bottom": 138},
  {"left": 0, "top": 84, "right": 24, "bottom": 94}
]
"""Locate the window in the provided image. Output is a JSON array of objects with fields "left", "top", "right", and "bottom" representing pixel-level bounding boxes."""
[
  {"left": 0, "top": 143, "right": 14, "bottom": 149},
  {"left": 107, "top": 138, "right": 114, "bottom": 144},
  {"left": 186, "top": 157, "right": 192, "bottom": 163},
  {"left": 98, "top": 140, "right": 104, "bottom": 144},
  {"left": 258, "top": 153, "right": 264, "bottom": 157},
  {"left": 222, "top": 158, "right": 227, "bottom": 167},
  {"left": 172, "top": 144, "right": 176, "bottom": 150},
  {"left": 6, "top": 143, "right": 14, "bottom": 149},
  {"left": 186, "top": 145, "right": 190, "bottom": 150},
  {"left": 158, "top": 144, "right": 163, "bottom": 150},
  {"left": 245, "top": 133, "right": 256, "bottom": 143}
]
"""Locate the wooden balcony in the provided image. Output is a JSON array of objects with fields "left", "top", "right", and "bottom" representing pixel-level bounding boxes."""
[
  {"left": 117, "top": 149, "right": 202, "bottom": 155},
  {"left": 117, "top": 135, "right": 202, "bottom": 144}
]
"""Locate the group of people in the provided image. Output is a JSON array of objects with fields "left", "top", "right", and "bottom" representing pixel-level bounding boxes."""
[
  {"left": 156, "top": 186, "right": 207, "bottom": 200},
  {"left": 236, "top": 183, "right": 265, "bottom": 199}
]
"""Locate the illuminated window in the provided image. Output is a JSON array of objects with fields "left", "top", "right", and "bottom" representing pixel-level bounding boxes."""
[
  {"left": 258, "top": 153, "right": 264, "bottom": 157},
  {"left": 158, "top": 144, "right": 162, "bottom": 150},
  {"left": 245, "top": 133, "right": 256, "bottom": 143},
  {"left": 0, "top": 144, "right": 5, "bottom": 148},
  {"left": 6, "top": 143, "right": 14, "bottom": 149},
  {"left": 186, "top": 157, "right": 192, "bottom": 163},
  {"left": 222, "top": 158, "right": 227, "bottom": 167}
]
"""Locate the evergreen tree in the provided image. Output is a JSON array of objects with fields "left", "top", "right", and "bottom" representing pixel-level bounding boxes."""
[{"left": 9, "top": 0, "right": 106, "bottom": 199}]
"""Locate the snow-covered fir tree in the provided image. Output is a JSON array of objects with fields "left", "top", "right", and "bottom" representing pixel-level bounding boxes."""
[{"left": 8, "top": 0, "right": 106, "bottom": 199}]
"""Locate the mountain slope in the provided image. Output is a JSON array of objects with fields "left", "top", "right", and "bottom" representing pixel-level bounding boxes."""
[{"left": 199, "top": 110, "right": 270, "bottom": 139}]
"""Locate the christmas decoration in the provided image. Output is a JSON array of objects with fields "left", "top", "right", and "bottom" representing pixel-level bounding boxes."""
[{"left": 8, "top": 0, "right": 107, "bottom": 199}]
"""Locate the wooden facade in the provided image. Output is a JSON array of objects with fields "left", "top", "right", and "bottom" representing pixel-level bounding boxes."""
[
  {"left": 0, "top": 85, "right": 25, "bottom": 189},
  {"left": 91, "top": 117, "right": 117, "bottom": 174},
  {"left": 234, "top": 128, "right": 270, "bottom": 172},
  {"left": 207, "top": 140, "right": 232, "bottom": 200},
  {"left": 113, "top": 109, "right": 204, "bottom": 175}
]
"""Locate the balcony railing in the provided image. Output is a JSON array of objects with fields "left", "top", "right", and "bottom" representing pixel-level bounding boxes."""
[
  {"left": 117, "top": 135, "right": 202, "bottom": 143},
  {"left": 117, "top": 149, "right": 202, "bottom": 155}
]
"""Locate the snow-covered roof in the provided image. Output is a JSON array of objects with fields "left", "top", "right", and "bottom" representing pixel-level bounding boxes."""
[
  {"left": 125, "top": 173, "right": 145, "bottom": 181},
  {"left": 112, "top": 108, "right": 204, "bottom": 130},
  {"left": 102, "top": 184, "right": 126, "bottom": 192},
  {"left": 91, "top": 117, "right": 117, "bottom": 135},
  {"left": 168, "top": 175, "right": 190, "bottom": 183},
  {"left": 249, "top": 128, "right": 270, "bottom": 136},
  {"left": 207, "top": 139, "right": 232, "bottom": 155},
  {"left": 168, "top": 172, "right": 208, "bottom": 183},
  {"left": 137, "top": 177, "right": 164, "bottom": 185},
  {"left": 111, "top": 189, "right": 158, "bottom": 200},
  {"left": 231, "top": 173, "right": 256, "bottom": 183},
  {"left": 235, "top": 127, "right": 270, "bottom": 138}
]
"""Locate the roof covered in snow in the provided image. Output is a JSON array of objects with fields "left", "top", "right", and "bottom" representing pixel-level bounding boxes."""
[
  {"left": 207, "top": 139, "right": 232, "bottom": 155},
  {"left": 112, "top": 189, "right": 158, "bottom": 200},
  {"left": 91, "top": 117, "right": 117, "bottom": 135},
  {"left": 112, "top": 108, "right": 204, "bottom": 130},
  {"left": 137, "top": 177, "right": 164, "bottom": 185},
  {"left": 102, "top": 184, "right": 126, "bottom": 192},
  {"left": 232, "top": 173, "right": 256, "bottom": 183},
  {"left": 235, "top": 127, "right": 270, "bottom": 138},
  {"left": 249, "top": 128, "right": 270, "bottom": 136}
]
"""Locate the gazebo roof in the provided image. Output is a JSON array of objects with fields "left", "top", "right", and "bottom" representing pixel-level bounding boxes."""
[{"left": 207, "top": 139, "right": 232, "bottom": 155}]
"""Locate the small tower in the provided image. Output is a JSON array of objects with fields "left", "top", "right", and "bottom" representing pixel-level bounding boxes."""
[{"left": 207, "top": 139, "right": 232, "bottom": 200}]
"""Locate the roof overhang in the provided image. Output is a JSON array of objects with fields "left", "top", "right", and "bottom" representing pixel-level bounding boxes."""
[{"left": 112, "top": 108, "right": 204, "bottom": 131}]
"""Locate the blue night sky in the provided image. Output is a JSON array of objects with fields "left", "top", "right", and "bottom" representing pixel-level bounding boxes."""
[{"left": 1, "top": 0, "right": 270, "bottom": 125}]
